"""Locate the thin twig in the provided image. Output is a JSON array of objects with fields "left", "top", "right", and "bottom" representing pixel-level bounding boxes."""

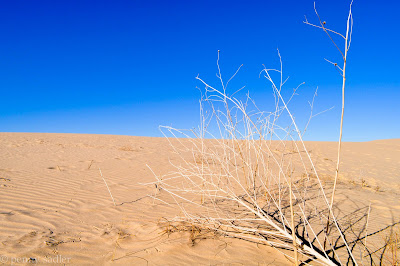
[{"left": 99, "top": 168, "right": 116, "bottom": 206}]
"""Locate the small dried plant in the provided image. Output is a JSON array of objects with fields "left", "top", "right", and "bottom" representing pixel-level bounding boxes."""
[
  {"left": 145, "top": 47, "right": 361, "bottom": 263},
  {"left": 380, "top": 226, "right": 400, "bottom": 265},
  {"left": 142, "top": 2, "right": 381, "bottom": 265}
]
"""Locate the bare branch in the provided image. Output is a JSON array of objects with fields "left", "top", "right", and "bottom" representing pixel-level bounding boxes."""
[
  {"left": 303, "top": 20, "right": 346, "bottom": 40},
  {"left": 324, "top": 58, "right": 344, "bottom": 77},
  {"left": 306, "top": 2, "right": 346, "bottom": 61}
]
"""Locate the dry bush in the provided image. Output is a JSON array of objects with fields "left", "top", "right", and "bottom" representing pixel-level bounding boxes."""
[
  {"left": 382, "top": 227, "right": 400, "bottom": 265},
  {"left": 144, "top": 48, "right": 361, "bottom": 264},
  {"left": 144, "top": 2, "right": 396, "bottom": 264}
]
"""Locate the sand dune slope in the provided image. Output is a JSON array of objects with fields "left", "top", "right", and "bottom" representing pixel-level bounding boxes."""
[{"left": 0, "top": 133, "right": 399, "bottom": 265}]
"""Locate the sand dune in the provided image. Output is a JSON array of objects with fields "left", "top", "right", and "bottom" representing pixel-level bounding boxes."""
[{"left": 0, "top": 133, "right": 399, "bottom": 265}]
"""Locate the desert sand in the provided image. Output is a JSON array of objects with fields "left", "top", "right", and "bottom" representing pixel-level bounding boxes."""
[{"left": 0, "top": 133, "right": 399, "bottom": 265}]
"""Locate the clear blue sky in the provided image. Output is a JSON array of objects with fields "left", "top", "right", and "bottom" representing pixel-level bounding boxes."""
[{"left": 0, "top": 0, "right": 398, "bottom": 141}]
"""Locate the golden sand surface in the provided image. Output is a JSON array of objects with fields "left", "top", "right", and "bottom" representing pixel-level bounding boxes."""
[{"left": 0, "top": 133, "right": 399, "bottom": 265}]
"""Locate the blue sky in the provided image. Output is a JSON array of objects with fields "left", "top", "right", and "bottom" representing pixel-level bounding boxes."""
[{"left": 0, "top": 0, "right": 398, "bottom": 141}]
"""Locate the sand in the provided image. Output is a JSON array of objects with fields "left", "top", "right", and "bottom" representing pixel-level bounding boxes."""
[{"left": 0, "top": 133, "right": 399, "bottom": 265}]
